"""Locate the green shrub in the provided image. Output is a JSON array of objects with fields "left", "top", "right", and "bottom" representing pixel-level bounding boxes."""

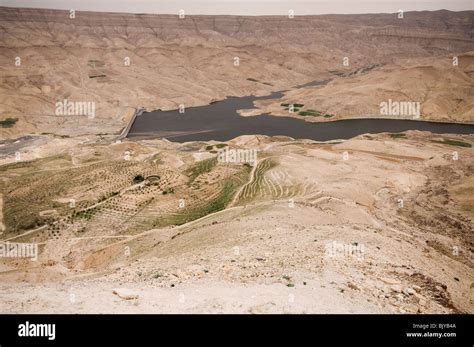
[
  {"left": 185, "top": 157, "right": 217, "bottom": 184},
  {"left": 432, "top": 139, "right": 471, "bottom": 148},
  {"left": 298, "top": 111, "right": 320, "bottom": 117},
  {"left": 390, "top": 133, "right": 407, "bottom": 139},
  {"left": 0, "top": 118, "right": 18, "bottom": 128}
]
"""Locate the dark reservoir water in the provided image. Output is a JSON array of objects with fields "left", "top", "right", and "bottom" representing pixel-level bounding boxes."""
[{"left": 127, "top": 85, "right": 474, "bottom": 143}]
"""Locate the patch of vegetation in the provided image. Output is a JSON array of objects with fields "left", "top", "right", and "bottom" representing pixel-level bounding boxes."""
[
  {"left": 205, "top": 145, "right": 214, "bottom": 151},
  {"left": 281, "top": 103, "right": 304, "bottom": 110},
  {"left": 390, "top": 133, "right": 407, "bottom": 139},
  {"left": 324, "top": 114, "right": 334, "bottom": 118},
  {"left": 185, "top": 157, "right": 217, "bottom": 184},
  {"left": 298, "top": 110, "right": 321, "bottom": 117},
  {"left": 154, "top": 174, "right": 248, "bottom": 227},
  {"left": 431, "top": 139, "right": 471, "bottom": 148},
  {"left": 215, "top": 143, "right": 228, "bottom": 149},
  {"left": 0, "top": 117, "right": 18, "bottom": 128},
  {"left": 247, "top": 78, "right": 259, "bottom": 82},
  {"left": 1, "top": 162, "right": 76, "bottom": 233},
  {"left": 73, "top": 206, "right": 99, "bottom": 221},
  {"left": 1, "top": 157, "right": 151, "bottom": 236}
]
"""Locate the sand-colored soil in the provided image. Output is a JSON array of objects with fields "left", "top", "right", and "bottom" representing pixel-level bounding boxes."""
[
  {"left": 0, "top": 132, "right": 472, "bottom": 313},
  {"left": 1, "top": 8, "right": 473, "bottom": 138},
  {"left": 0, "top": 7, "right": 472, "bottom": 314}
]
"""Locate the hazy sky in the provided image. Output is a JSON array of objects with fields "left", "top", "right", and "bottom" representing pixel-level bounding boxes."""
[{"left": 1, "top": 0, "right": 472, "bottom": 15}]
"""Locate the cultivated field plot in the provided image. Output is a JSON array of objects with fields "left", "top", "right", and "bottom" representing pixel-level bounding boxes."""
[{"left": 0, "top": 144, "right": 251, "bottom": 250}]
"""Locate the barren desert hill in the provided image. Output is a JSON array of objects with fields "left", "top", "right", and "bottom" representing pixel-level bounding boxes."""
[
  {"left": 252, "top": 52, "right": 474, "bottom": 123},
  {"left": 0, "top": 7, "right": 473, "bottom": 138}
]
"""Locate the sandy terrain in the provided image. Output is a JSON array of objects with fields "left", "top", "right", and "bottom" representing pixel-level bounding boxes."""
[{"left": 0, "top": 132, "right": 472, "bottom": 313}]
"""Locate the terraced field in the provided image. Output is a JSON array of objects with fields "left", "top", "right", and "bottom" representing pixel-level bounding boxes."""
[{"left": 236, "top": 157, "right": 320, "bottom": 204}]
